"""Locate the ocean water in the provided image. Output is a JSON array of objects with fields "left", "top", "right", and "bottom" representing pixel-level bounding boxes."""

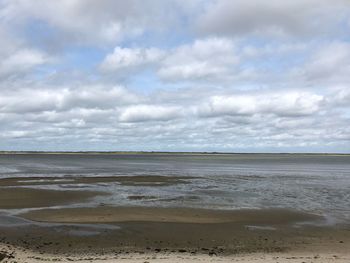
[{"left": 0, "top": 153, "right": 349, "bottom": 223}]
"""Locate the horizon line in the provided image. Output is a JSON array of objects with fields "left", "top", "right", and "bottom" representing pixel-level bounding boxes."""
[{"left": 0, "top": 151, "right": 349, "bottom": 155}]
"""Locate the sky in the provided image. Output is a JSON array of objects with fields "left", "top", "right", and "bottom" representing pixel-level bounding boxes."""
[{"left": 0, "top": 0, "right": 350, "bottom": 153}]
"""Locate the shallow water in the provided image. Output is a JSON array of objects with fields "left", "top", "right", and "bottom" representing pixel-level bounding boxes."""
[{"left": 0, "top": 153, "right": 349, "bottom": 223}]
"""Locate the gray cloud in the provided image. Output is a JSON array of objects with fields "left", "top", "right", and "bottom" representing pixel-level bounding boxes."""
[
  {"left": 1, "top": 0, "right": 195, "bottom": 47},
  {"left": 196, "top": 0, "right": 349, "bottom": 38},
  {"left": 301, "top": 41, "right": 350, "bottom": 83}
]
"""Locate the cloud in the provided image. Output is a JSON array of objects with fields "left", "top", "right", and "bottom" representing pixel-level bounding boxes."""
[
  {"left": 101, "top": 37, "right": 238, "bottom": 81},
  {"left": 158, "top": 38, "right": 238, "bottom": 81},
  {"left": 198, "top": 91, "right": 324, "bottom": 117},
  {"left": 0, "top": 48, "right": 50, "bottom": 77},
  {"left": 196, "top": 0, "right": 349, "bottom": 38},
  {"left": 0, "top": 84, "right": 348, "bottom": 152},
  {"left": 302, "top": 41, "right": 350, "bottom": 83},
  {"left": 0, "top": 1, "right": 350, "bottom": 152},
  {"left": 119, "top": 105, "right": 182, "bottom": 122},
  {"left": 100, "top": 47, "right": 164, "bottom": 72},
  {"left": 60, "top": 86, "right": 139, "bottom": 110},
  {"left": 0, "top": 22, "right": 52, "bottom": 79},
  {"left": 327, "top": 86, "right": 350, "bottom": 107},
  {"left": 1, "top": 0, "right": 196, "bottom": 46},
  {"left": 0, "top": 85, "right": 138, "bottom": 114}
]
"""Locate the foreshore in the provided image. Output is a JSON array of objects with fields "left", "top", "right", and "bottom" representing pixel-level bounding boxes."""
[
  {"left": 1, "top": 202, "right": 350, "bottom": 262},
  {"left": 1, "top": 176, "right": 349, "bottom": 262},
  {"left": 1, "top": 221, "right": 349, "bottom": 262}
]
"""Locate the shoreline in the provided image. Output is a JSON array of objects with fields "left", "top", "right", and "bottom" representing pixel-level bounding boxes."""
[{"left": 1, "top": 151, "right": 349, "bottom": 156}]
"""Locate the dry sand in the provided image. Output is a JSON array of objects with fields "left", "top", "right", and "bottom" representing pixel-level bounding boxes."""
[{"left": 1, "top": 248, "right": 350, "bottom": 263}]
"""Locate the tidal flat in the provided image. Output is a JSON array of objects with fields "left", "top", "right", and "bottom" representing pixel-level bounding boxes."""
[{"left": 0, "top": 153, "right": 349, "bottom": 262}]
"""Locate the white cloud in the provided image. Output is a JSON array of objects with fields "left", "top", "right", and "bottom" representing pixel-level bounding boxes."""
[
  {"left": 100, "top": 37, "right": 238, "bottom": 82},
  {"left": 0, "top": 48, "right": 49, "bottom": 77},
  {"left": 0, "top": 84, "right": 348, "bottom": 152},
  {"left": 158, "top": 38, "right": 238, "bottom": 81},
  {"left": 199, "top": 95, "right": 256, "bottom": 116},
  {"left": 199, "top": 91, "right": 324, "bottom": 117},
  {"left": 100, "top": 47, "right": 164, "bottom": 72},
  {"left": 60, "top": 85, "right": 139, "bottom": 110},
  {"left": 119, "top": 105, "right": 182, "bottom": 122},
  {"left": 0, "top": 85, "right": 138, "bottom": 114},
  {"left": 0, "top": 89, "right": 59, "bottom": 113}
]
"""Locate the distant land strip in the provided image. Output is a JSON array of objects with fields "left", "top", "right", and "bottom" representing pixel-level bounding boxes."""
[{"left": 0, "top": 151, "right": 349, "bottom": 155}]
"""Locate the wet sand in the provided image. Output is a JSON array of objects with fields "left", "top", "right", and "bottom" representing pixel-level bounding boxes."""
[
  {"left": 0, "top": 175, "right": 194, "bottom": 187},
  {"left": 0, "top": 206, "right": 349, "bottom": 262},
  {"left": 20, "top": 206, "right": 321, "bottom": 224},
  {"left": 0, "top": 210, "right": 350, "bottom": 262},
  {"left": 0, "top": 188, "right": 108, "bottom": 209},
  {"left": 0, "top": 173, "right": 349, "bottom": 262}
]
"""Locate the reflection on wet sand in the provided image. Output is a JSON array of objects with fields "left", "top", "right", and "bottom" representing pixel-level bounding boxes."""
[{"left": 0, "top": 175, "right": 195, "bottom": 187}]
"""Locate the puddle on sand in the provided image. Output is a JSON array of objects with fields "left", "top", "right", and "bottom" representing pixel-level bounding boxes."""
[
  {"left": 0, "top": 213, "right": 120, "bottom": 236},
  {"left": 245, "top": 225, "right": 277, "bottom": 231},
  {"left": 67, "top": 229, "right": 101, "bottom": 236}
]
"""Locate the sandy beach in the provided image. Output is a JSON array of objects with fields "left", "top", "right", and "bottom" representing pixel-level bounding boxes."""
[
  {"left": 1, "top": 188, "right": 350, "bottom": 262},
  {"left": 1, "top": 249, "right": 350, "bottom": 263},
  {"left": 1, "top": 213, "right": 349, "bottom": 262}
]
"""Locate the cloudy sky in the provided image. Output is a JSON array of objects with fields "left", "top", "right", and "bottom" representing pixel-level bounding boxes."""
[{"left": 0, "top": 0, "right": 349, "bottom": 152}]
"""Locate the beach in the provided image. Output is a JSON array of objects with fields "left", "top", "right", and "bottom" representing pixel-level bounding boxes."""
[
  {"left": 1, "top": 187, "right": 349, "bottom": 262},
  {"left": 1, "top": 249, "right": 350, "bottom": 263},
  {"left": 0, "top": 153, "right": 349, "bottom": 262},
  {"left": 1, "top": 205, "right": 350, "bottom": 262}
]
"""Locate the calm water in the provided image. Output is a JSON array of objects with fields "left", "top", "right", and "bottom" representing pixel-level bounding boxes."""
[{"left": 0, "top": 153, "right": 349, "bottom": 223}]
